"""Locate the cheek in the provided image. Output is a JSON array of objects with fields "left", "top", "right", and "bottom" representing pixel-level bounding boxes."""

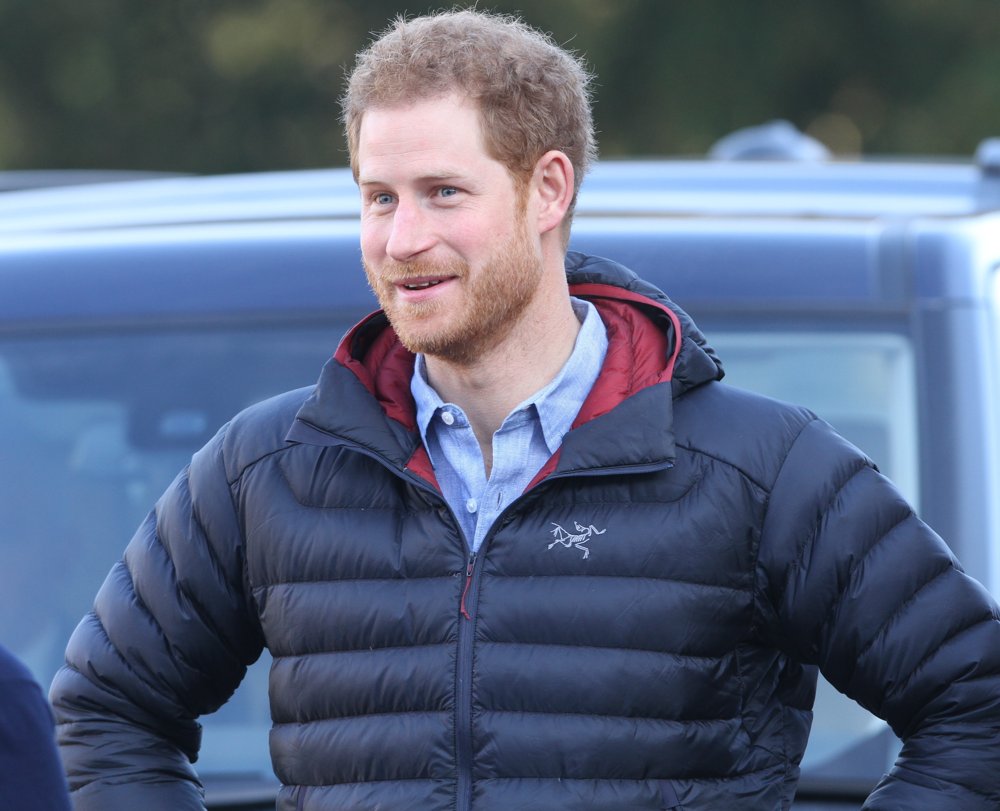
[
  {"left": 359, "top": 215, "right": 389, "bottom": 258},
  {"left": 444, "top": 216, "right": 502, "bottom": 257}
]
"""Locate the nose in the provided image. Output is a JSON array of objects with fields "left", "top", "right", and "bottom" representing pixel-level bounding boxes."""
[{"left": 385, "top": 198, "right": 436, "bottom": 262}]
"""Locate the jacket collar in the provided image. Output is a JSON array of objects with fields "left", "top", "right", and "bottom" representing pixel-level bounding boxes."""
[{"left": 287, "top": 252, "right": 724, "bottom": 485}]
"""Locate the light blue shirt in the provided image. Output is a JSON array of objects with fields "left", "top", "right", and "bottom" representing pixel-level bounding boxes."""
[{"left": 412, "top": 298, "right": 608, "bottom": 552}]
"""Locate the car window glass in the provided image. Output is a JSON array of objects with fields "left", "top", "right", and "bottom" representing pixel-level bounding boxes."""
[{"left": 0, "top": 324, "right": 343, "bottom": 783}]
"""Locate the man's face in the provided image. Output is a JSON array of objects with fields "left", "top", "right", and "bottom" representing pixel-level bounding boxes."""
[{"left": 356, "top": 94, "right": 543, "bottom": 365}]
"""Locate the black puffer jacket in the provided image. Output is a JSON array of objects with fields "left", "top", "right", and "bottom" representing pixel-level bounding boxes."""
[{"left": 52, "top": 254, "right": 1000, "bottom": 810}]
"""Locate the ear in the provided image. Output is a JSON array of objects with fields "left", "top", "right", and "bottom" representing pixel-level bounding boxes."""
[{"left": 531, "top": 150, "right": 575, "bottom": 236}]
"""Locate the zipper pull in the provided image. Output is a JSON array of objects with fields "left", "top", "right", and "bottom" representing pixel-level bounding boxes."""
[{"left": 460, "top": 553, "right": 476, "bottom": 620}]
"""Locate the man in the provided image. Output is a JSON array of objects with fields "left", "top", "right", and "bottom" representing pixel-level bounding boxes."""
[
  {"left": 51, "top": 9, "right": 1000, "bottom": 811},
  {"left": 0, "top": 643, "right": 72, "bottom": 810}
]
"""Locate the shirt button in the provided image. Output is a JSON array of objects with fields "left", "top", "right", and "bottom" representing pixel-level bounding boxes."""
[
  {"left": 441, "top": 411, "right": 455, "bottom": 426},
  {"left": 466, "top": 498, "right": 478, "bottom": 514}
]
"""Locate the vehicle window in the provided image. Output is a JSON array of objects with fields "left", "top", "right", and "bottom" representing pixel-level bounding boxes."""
[
  {"left": 709, "top": 329, "right": 918, "bottom": 777},
  {"left": 0, "top": 324, "right": 344, "bottom": 782}
]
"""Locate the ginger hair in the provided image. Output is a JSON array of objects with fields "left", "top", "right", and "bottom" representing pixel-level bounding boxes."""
[{"left": 342, "top": 9, "right": 596, "bottom": 222}]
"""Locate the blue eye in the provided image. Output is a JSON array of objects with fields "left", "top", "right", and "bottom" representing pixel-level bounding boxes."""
[
  {"left": 374, "top": 193, "right": 394, "bottom": 205},
  {"left": 439, "top": 187, "right": 458, "bottom": 198}
]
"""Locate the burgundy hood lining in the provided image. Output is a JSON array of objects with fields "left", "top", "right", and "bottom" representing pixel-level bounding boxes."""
[
  {"left": 568, "top": 283, "right": 681, "bottom": 428},
  {"left": 333, "top": 310, "right": 418, "bottom": 431}
]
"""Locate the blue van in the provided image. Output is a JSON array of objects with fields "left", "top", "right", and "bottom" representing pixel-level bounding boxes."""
[{"left": 1, "top": 130, "right": 998, "bottom": 808}]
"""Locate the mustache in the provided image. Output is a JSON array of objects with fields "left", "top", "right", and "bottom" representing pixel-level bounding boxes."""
[{"left": 366, "top": 256, "right": 468, "bottom": 283}]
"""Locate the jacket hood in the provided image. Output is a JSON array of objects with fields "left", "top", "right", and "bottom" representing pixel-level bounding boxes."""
[
  {"left": 563, "top": 251, "right": 724, "bottom": 399},
  {"left": 288, "top": 252, "right": 724, "bottom": 484}
]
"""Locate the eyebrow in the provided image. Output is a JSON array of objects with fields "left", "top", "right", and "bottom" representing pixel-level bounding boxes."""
[{"left": 358, "top": 170, "right": 467, "bottom": 187}]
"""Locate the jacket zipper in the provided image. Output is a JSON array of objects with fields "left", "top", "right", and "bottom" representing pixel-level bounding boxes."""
[
  {"left": 455, "top": 549, "right": 480, "bottom": 811},
  {"left": 460, "top": 555, "right": 476, "bottom": 620}
]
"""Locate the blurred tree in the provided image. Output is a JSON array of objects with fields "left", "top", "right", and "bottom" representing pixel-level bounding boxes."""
[
  {"left": 589, "top": 0, "right": 1000, "bottom": 158},
  {"left": 0, "top": 0, "right": 998, "bottom": 172},
  {"left": 0, "top": 0, "right": 356, "bottom": 171}
]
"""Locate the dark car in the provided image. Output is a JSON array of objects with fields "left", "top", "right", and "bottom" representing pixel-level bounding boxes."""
[{"left": 1, "top": 128, "right": 999, "bottom": 808}]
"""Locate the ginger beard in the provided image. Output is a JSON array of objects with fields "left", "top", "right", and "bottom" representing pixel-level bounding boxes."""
[{"left": 364, "top": 216, "right": 542, "bottom": 366}]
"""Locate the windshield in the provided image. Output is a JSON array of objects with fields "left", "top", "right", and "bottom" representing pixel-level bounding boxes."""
[{"left": 0, "top": 322, "right": 919, "bottom": 795}]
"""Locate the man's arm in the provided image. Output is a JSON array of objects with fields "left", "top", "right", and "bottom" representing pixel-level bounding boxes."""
[
  {"left": 757, "top": 418, "right": 1000, "bottom": 810},
  {"left": 50, "top": 426, "right": 265, "bottom": 810}
]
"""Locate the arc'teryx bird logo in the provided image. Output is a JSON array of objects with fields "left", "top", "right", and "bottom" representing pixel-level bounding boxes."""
[{"left": 547, "top": 521, "right": 607, "bottom": 559}]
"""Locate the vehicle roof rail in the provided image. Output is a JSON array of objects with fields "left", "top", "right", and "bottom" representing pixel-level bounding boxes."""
[{"left": 708, "top": 120, "right": 832, "bottom": 162}]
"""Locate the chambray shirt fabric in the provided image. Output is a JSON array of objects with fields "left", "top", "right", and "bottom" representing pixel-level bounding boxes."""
[{"left": 412, "top": 298, "right": 608, "bottom": 553}]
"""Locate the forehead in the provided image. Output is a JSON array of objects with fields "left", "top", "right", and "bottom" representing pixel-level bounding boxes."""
[{"left": 356, "top": 95, "right": 497, "bottom": 181}]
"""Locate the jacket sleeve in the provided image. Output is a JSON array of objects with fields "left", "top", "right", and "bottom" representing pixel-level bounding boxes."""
[
  {"left": 49, "top": 425, "right": 265, "bottom": 810},
  {"left": 756, "top": 417, "right": 1000, "bottom": 811}
]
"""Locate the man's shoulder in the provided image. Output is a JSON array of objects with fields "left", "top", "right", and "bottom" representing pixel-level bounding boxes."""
[
  {"left": 672, "top": 380, "right": 831, "bottom": 490},
  {"left": 231, "top": 384, "right": 316, "bottom": 429},
  {"left": 204, "top": 384, "right": 317, "bottom": 481}
]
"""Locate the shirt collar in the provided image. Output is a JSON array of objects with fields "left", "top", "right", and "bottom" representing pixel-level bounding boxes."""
[{"left": 411, "top": 296, "right": 608, "bottom": 460}]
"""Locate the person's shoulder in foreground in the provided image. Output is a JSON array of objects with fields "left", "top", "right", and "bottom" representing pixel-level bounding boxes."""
[{"left": 0, "top": 643, "right": 71, "bottom": 811}]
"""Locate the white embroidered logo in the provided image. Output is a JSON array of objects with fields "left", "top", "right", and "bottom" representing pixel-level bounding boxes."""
[{"left": 547, "top": 521, "right": 607, "bottom": 559}]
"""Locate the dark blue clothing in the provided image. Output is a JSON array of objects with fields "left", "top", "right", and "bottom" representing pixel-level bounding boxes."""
[
  {"left": 52, "top": 255, "right": 1000, "bottom": 809},
  {"left": 0, "top": 644, "right": 71, "bottom": 811}
]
